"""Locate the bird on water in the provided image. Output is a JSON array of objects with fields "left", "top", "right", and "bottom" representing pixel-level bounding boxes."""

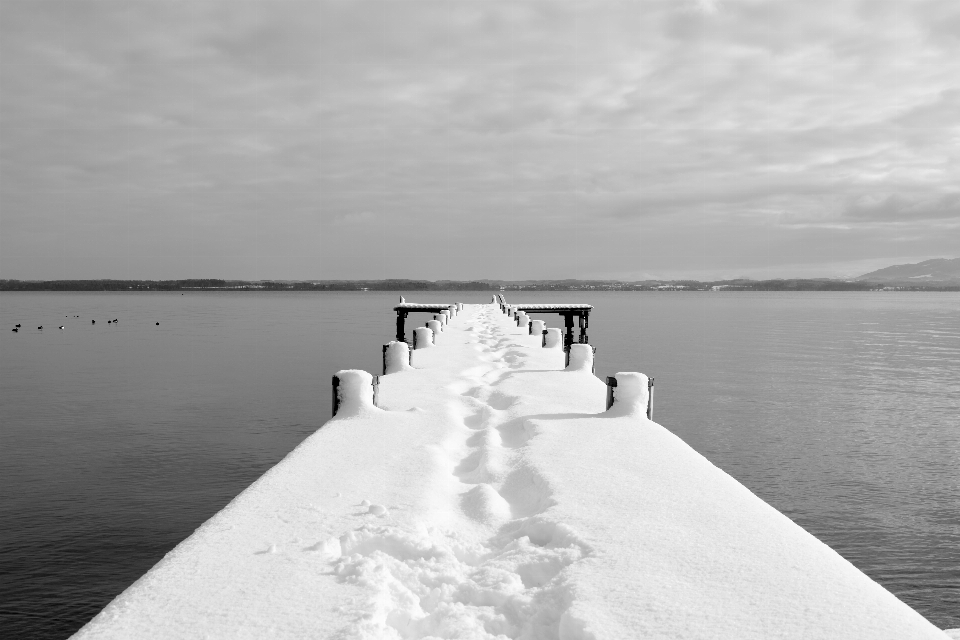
[
  {"left": 15, "top": 323, "right": 21, "bottom": 328},
  {"left": 59, "top": 326, "right": 64, "bottom": 330},
  {"left": 92, "top": 320, "right": 95, "bottom": 324},
  {"left": 12, "top": 328, "right": 18, "bottom": 332},
  {"left": 38, "top": 326, "right": 43, "bottom": 330}
]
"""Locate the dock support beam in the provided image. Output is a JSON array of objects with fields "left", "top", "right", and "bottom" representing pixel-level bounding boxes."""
[
  {"left": 578, "top": 310, "right": 590, "bottom": 344},
  {"left": 563, "top": 313, "right": 575, "bottom": 348},
  {"left": 396, "top": 311, "right": 408, "bottom": 343}
]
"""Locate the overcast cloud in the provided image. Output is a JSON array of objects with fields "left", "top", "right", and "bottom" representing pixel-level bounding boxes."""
[{"left": 1, "top": 0, "right": 957, "bottom": 280}]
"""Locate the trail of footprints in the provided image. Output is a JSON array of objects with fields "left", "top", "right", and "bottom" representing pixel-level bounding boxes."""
[{"left": 328, "top": 307, "right": 595, "bottom": 639}]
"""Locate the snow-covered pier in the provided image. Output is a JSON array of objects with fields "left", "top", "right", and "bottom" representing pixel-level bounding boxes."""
[{"left": 75, "top": 301, "right": 949, "bottom": 639}]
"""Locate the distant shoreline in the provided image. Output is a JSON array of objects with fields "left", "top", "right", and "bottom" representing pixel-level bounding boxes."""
[{"left": 2, "top": 279, "right": 958, "bottom": 292}]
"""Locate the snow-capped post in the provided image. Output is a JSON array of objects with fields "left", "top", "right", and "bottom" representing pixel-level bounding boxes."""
[
  {"left": 331, "top": 370, "right": 378, "bottom": 417},
  {"left": 565, "top": 343, "right": 596, "bottom": 373},
  {"left": 448, "top": 305, "right": 456, "bottom": 318},
  {"left": 530, "top": 319, "right": 545, "bottom": 336},
  {"left": 440, "top": 310, "right": 449, "bottom": 325},
  {"left": 543, "top": 328, "right": 562, "bottom": 348},
  {"left": 604, "top": 372, "right": 652, "bottom": 417},
  {"left": 382, "top": 341, "right": 412, "bottom": 374},
  {"left": 426, "top": 319, "right": 443, "bottom": 336},
  {"left": 413, "top": 328, "right": 437, "bottom": 349},
  {"left": 517, "top": 312, "right": 529, "bottom": 329},
  {"left": 413, "top": 327, "right": 434, "bottom": 349}
]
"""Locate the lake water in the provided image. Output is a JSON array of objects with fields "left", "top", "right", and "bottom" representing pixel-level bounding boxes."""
[{"left": 1, "top": 291, "right": 958, "bottom": 637}]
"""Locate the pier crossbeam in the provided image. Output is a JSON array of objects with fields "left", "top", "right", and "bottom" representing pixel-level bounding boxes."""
[
  {"left": 393, "top": 303, "right": 454, "bottom": 343},
  {"left": 502, "top": 301, "right": 593, "bottom": 346}
]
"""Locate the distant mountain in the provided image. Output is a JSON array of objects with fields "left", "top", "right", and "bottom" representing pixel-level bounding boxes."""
[{"left": 856, "top": 258, "right": 960, "bottom": 283}]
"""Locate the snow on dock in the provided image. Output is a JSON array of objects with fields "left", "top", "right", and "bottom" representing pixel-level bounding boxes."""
[{"left": 74, "top": 302, "right": 949, "bottom": 639}]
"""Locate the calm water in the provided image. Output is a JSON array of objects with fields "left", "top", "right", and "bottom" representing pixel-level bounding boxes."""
[{"left": 1, "top": 291, "right": 957, "bottom": 636}]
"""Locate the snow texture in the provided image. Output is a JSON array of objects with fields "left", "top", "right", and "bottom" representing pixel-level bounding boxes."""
[{"left": 74, "top": 303, "right": 950, "bottom": 640}]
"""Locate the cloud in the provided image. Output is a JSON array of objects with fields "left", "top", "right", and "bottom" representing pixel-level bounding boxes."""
[{"left": 1, "top": 0, "right": 958, "bottom": 280}]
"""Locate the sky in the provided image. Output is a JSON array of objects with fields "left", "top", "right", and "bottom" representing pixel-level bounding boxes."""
[{"left": 1, "top": 0, "right": 958, "bottom": 282}]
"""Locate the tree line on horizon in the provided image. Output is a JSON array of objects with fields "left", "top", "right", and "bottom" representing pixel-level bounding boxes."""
[{"left": 1, "top": 278, "right": 957, "bottom": 292}]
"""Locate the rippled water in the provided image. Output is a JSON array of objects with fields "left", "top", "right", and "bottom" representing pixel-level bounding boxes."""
[{"left": 1, "top": 291, "right": 957, "bottom": 636}]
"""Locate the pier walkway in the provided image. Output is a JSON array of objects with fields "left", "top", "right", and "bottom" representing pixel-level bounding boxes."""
[{"left": 75, "top": 302, "right": 948, "bottom": 639}]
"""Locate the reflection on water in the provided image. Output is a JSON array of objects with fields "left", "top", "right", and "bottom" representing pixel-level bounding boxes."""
[{"left": 0, "top": 291, "right": 957, "bottom": 636}]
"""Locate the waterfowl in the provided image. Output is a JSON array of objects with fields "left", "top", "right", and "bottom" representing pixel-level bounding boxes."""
[
  {"left": 15, "top": 323, "right": 20, "bottom": 328},
  {"left": 59, "top": 326, "right": 64, "bottom": 330},
  {"left": 156, "top": 322, "right": 159, "bottom": 325},
  {"left": 12, "top": 328, "right": 18, "bottom": 332},
  {"left": 92, "top": 320, "right": 95, "bottom": 324},
  {"left": 38, "top": 326, "right": 43, "bottom": 330}
]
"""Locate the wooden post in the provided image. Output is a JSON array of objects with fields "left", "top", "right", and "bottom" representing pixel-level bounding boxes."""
[
  {"left": 647, "top": 377, "right": 655, "bottom": 420},
  {"left": 542, "top": 329, "right": 548, "bottom": 346},
  {"left": 578, "top": 312, "right": 589, "bottom": 344},
  {"left": 605, "top": 376, "right": 617, "bottom": 410},
  {"left": 372, "top": 375, "right": 380, "bottom": 408},
  {"left": 382, "top": 344, "right": 389, "bottom": 375},
  {"left": 395, "top": 311, "right": 407, "bottom": 343},
  {"left": 563, "top": 313, "right": 574, "bottom": 348},
  {"left": 332, "top": 375, "right": 341, "bottom": 417}
]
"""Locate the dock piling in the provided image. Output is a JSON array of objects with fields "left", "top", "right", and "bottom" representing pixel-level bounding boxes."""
[
  {"left": 332, "top": 375, "right": 340, "bottom": 417},
  {"left": 565, "top": 343, "right": 596, "bottom": 373},
  {"left": 604, "top": 373, "right": 654, "bottom": 418},
  {"left": 647, "top": 377, "right": 655, "bottom": 420},
  {"left": 414, "top": 327, "right": 435, "bottom": 349},
  {"left": 383, "top": 341, "right": 412, "bottom": 374},
  {"left": 543, "top": 328, "right": 562, "bottom": 348},
  {"left": 605, "top": 376, "right": 617, "bottom": 410}
]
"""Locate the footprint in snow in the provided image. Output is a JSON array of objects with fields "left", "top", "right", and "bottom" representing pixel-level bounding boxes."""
[{"left": 367, "top": 504, "right": 389, "bottom": 517}]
